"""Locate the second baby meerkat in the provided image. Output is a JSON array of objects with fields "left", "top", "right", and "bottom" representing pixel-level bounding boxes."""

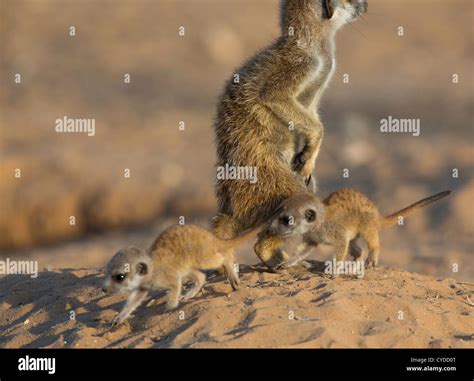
[
  {"left": 213, "top": 0, "right": 368, "bottom": 270},
  {"left": 103, "top": 224, "right": 264, "bottom": 327},
  {"left": 266, "top": 189, "right": 451, "bottom": 270}
]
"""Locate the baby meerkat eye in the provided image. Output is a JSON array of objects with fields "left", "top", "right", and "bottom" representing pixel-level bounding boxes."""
[
  {"left": 114, "top": 273, "right": 126, "bottom": 283},
  {"left": 304, "top": 209, "right": 316, "bottom": 222}
]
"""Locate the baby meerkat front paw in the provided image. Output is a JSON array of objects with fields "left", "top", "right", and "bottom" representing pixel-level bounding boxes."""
[
  {"left": 275, "top": 262, "right": 290, "bottom": 270},
  {"left": 275, "top": 262, "right": 310, "bottom": 276},
  {"left": 298, "top": 260, "right": 312, "bottom": 269},
  {"left": 287, "top": 264, "right": 312, "bottom": 275},
  {"left": 110, "top": 314, "right": 125, "bottom": 329}
]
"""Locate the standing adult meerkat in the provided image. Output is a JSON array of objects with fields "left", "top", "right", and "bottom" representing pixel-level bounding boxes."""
[
  {"left": 103, "top": 224, "right": 263, "bottom": 327},
  {"left": 266, "top": 189, "right": 452, "bottom": 270},
  {"left": 213, "top": 0, "right": 368, "bottom": 270}
]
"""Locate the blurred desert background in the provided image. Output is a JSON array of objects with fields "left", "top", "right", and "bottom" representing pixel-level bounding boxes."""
[{"left": 0, "top": 0, "right": 473, "bottom": 281}]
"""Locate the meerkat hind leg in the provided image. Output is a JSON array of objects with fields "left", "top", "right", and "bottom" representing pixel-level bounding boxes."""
[
  {"left": 212, "top": 213, "right": 238, "bottom": 276},
  {"left": 349, "top": 238, "right": 363, "bottom": 260},
  {"left": 364, "top": 231, "right": 380, "bottom": 269},
  {"left": 331, "top": 239, "right": 350, "bottom": 278},
  {"left": 181, "top": 270, "right": 206, "bottom": 301}
]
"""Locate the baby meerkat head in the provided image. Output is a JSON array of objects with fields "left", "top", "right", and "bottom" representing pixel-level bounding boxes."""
[
  {"left": 102, "top": 246, "right": 151, "bottom": 294},
  {"left": 267, "top": 193, "right": 325, "bottom": 237}
]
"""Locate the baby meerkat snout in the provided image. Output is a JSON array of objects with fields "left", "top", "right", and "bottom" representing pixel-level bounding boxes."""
[{"left": 267, "top": 193, "right": 325, "bottom": 237}]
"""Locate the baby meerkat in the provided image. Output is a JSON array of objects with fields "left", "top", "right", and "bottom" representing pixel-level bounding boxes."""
[
  {"left": 267, "top": 189, "right": 451, "bottom": 270},
  {"left": 103, "top": 224, "right": 263, "bottom": 327},
  {"left": 213, "top": 0, "right": 368, "bottom": 271}
]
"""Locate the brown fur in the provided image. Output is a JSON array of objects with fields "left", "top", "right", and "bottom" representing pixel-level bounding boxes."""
[
  {"left": 212, "top": 0, "right": 368, "bottom": 271},
  {"left": 103, "top": 223, "right": 263, "bottom": 326},
  {"left": 267, "top": 189, "right": 451, "bottom": 270}
]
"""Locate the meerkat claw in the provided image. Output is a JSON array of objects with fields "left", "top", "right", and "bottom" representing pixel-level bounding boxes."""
[
  {"left": 292, "top": 152, "right": 306, "bottom": 171},
  {"left": 110, "top": 315, "right": 121, "bottom": 328}
]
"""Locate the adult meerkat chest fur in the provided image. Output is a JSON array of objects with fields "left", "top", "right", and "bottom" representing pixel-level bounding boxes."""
[
  {"left": 296, "top": 38, "right": 336, "bottom": 111},
  {"left": 283, "top": 0, "right": 368, "bottom": 112}
]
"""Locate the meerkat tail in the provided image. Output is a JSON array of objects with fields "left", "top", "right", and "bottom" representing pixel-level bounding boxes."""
[
  {"left": 217, "top": 207, "right": 284, "bottom": 250},
  {"left": 217, "top": 224, "right": 265, "bottom": 250},
  {"left": 381, "top": 190, "right": 451, "bottom": 228}
]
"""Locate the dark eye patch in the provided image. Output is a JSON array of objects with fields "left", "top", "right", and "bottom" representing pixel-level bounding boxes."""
[
  {"left": 280, "top": 215, "right": 294, "bottom": 226},
  {"left": 114, "top": 273, "right": 126, "bottom": 282}
]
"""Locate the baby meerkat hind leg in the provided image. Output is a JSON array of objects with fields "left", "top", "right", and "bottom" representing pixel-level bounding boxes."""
[
  {"left": 212, "top": 213, "right": 238, "bottom": 276},
  {"left": 331, "top": 239, "right": 350, "bottom": 278},
  {"left": 349, "top": 239, "right": 363, "bottom": 260},
  {"left": 364, "top": 231, "right": 380, "bottom": 269}
]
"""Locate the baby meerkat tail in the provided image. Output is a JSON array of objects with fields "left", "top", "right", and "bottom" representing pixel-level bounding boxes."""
[
  {"left": 381, "top": 190, "right": 451, "bottom": 229},
  {"left": 216, "top": 224, "right": 264, "bottom": 250},
  {"left": 217, "top": 207, "right": 284, "bottom": 250}
]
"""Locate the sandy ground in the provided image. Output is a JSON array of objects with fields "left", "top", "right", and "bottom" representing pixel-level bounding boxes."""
[{"left": 1, "top": 263, "right": 473, "bottom": 348}]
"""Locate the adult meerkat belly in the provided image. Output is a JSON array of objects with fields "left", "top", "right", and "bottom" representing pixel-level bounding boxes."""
[
  {"left": 296, "top": 56, "right": 335, "bottom": 110},
  {"left": 290, "top": 56, "right": 335, "bottom": 168}
]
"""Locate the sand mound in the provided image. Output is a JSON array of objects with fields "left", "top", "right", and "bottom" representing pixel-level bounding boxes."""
[{"left": 1, "top": 264, "right": 472, "bottom": 348}]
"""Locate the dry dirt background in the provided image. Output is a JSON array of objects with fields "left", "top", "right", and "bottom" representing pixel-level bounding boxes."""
[{"left": 0, "top": 0, "right": 473, "bottom": 282}]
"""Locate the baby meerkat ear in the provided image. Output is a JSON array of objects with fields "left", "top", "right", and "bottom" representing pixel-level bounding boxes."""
[
  {"left": 136, "top": 262, "right": 148, "bottom": 275},
  {"left": 127, "top": 246, "right": 141, "bottom": 254},
  {"left": 304, "top": 209, "right": 317, "bottom": 222}
]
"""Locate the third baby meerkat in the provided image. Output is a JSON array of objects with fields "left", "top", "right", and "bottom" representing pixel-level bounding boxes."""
[
  {"left": 213, "top": 0, "right": 369, "bottom": 270},
  {"left": 266, "top": 189, "right": 451, "bottom": 270},
  {"left": 103, "top": 224, "right": 263, "bottom": 327}
]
